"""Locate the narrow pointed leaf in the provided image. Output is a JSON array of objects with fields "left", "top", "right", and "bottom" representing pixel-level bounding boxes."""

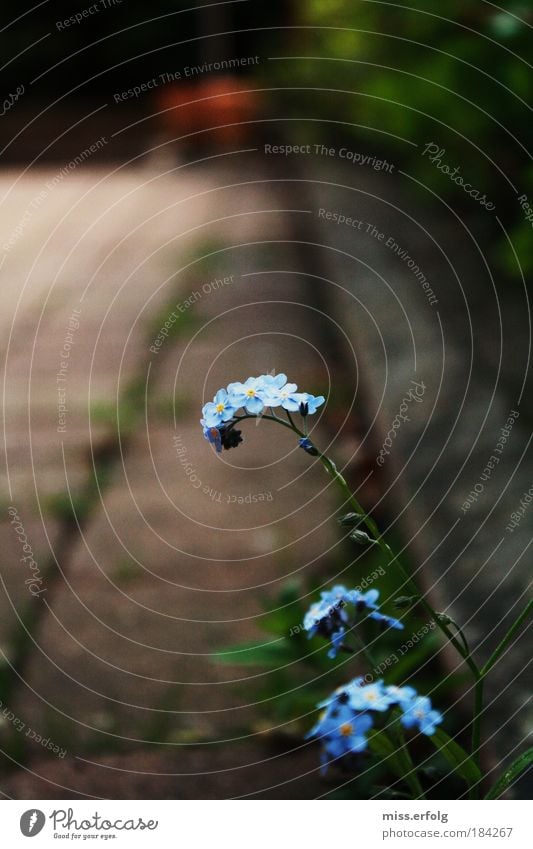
[
  {"left": 429, "top": 728, "right": 482, "bottom": 787},
  {"left": 485, "top": 748, "right": 533, "bottom": 799}
]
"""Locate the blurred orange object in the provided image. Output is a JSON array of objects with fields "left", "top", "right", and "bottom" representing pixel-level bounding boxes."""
[{"left": 155, "top": 76, "right": 261, "bottom": 148}]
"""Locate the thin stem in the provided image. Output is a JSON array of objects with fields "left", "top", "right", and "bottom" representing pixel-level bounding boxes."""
[
  {"left": 447, "top": 635, "right": 480, "bottom": 679},
  {"left": 469, "top": 598, "right": 531, "bottom": 790},
  {"left": 393, "top": 722, "right": 426, "bottom": 800},
  {"left": 285, "top": 409, "right": 297, "bottom": 430},
  {"left": 349, "top": 632, "right": 426, "bottom": 799},
  {"left": 235, "top": 411, "right": 479, "bottom": 676},
  {"left": 351, "top": 630, "right": 380, "bottom": 670},
  {"left": 439, "top": 618, "right": 481, "bottom": 678},
  {"left": 314, "top": 448, "right": 479, "bottom": 675},
  {"left": 470, "top": 675, "right": 485, "bottom": 790},
  {"left": 480, "top": 599, "right": 532, "bottom": 676},
  {"left": 233, "top": 413, "right": 304, "bottom": 435},
  {"left": 450, "top": 623, "right": 471, "bottom": 658},
  {"left": 229, "top": 412, "right": 532, "bottom": 796}
]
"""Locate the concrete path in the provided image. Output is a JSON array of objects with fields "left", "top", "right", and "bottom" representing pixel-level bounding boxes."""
[{"left": 0, "top": 157, "right": 349, "bottom": 798}]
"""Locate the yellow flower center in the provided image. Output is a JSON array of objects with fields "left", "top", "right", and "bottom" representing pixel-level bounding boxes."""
[
  {"left": 215, "top": 403, "right": 225, "bottom": 413},
  {"left": 366, "top": 692, "right": 377, "bottom": 701},
  {"left": 340, "top": 722, "right": 353, "bottom": 737},
  {"left": 246, "top": 389, "right": 255, "bottom": 397}
]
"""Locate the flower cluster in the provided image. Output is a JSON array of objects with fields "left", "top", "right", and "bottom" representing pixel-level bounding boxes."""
[
  {"left": 307, "top": 677, "right": 443, "bottom": 770},
  {"left": 303, "top": 585, "right": 404, "bottom": 658},
  {"left": 200, "top": 373, "right": 325, "bottom": 453}
]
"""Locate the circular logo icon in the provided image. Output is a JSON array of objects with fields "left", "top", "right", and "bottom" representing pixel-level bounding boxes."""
[{"left": 20, "top": 810, "right": 46, "bottom": 837}]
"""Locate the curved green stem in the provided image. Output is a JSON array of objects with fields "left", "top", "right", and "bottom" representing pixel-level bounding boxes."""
[
  {"left": 480, "top": 600, "right": 532, "bottom": 676},
  {"left": 470, "top": 676, "right": 485, "bottom": 788},
  {"left": 233, "top": 411, "right": 489, "bottom": 791},
  {"left": 470, "top": 599, "right": 531, "bottom": 789},
  {"left": 393, "top": 722, "right": 426, "bottom": 799},
  {"left": 313, "top": 446, "right": 479, "bottom": 675},
  {"left": 233, "top": 412, "right": 305, "bottom": 436},
  {"left": 350, "top": 633, "right": 426, "bottom": 798},
  {"left": 285, "top": 409, "right": 298, "bottom": 430},
  {"left": 233, "top": 411, "right": 478, "bottom": 674}
]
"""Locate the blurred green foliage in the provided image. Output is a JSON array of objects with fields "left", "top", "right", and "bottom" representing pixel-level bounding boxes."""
[{"left": 272, "top": 0, "right": 533, "bottom": 279}]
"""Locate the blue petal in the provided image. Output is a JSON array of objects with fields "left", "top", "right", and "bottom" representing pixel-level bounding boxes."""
[
  {"left": 307, "top": 395, "right": 325, "bottom": 413},
  {"left": 281, "top": 397, "right": 301, "bottom": 411},
  {"left": 364, "top": 589, "right": 380, "bottom": 606},
  {"left": 349, "top": 735, "right": 368, "bottom": 754},
  {"left": 221, "top": 406, "right": 237, "bottom": 422},
  {"left": 245, "top": 396, "right": 264, "bottom": 414}
]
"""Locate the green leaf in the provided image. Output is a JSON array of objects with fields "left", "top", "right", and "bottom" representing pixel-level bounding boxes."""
[
  {"left": 368, "top": 729, "right": 405, "bottom": 776},
  {"left": 485, "top": 748, "right": 533, "bottom": 799},
  {"left": 260, "top": 605, "right": 303, "bottom": 636},
  {"left": 429, "top": 728, "right": 482, "bottom": 787},
  {"left": 368, "top": 729, "right": 424, "bottom": 798}
]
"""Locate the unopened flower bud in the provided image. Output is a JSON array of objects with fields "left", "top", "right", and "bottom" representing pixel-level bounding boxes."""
[
  {"left": 338, "top": 512, "right": 364, "bottom": 527},
  {"left": 299, "top": 437, "right": 319, "bottom": 456},
  {"left": 349, "top": 529, "right": 373, "bottom": 545}
]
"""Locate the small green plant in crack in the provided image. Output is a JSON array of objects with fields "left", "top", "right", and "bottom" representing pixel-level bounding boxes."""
[{"left": 111, "top": 558, "right": 140, "bottom": 587}]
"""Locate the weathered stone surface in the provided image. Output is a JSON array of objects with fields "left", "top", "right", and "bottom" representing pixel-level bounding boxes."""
[
  {"left": 1, "top": 165, "right": 341, "bottom": 795},
  {"left": 306, "top": 162, "right": 531, "bottom": 778}
]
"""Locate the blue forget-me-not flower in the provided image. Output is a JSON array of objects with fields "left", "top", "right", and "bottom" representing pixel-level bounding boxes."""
[{"left": 200, "top": 373, "right": 325, "bottom": 451}]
